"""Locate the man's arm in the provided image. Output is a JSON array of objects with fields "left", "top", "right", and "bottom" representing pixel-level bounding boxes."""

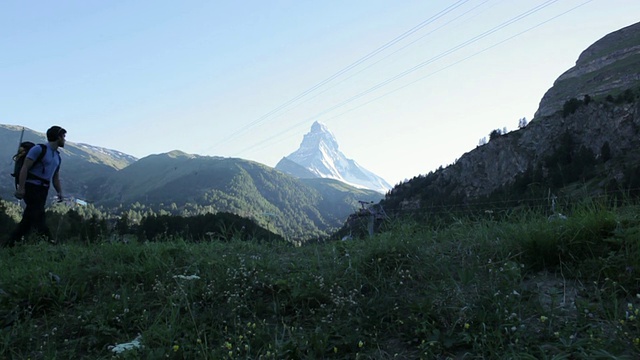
[
  {"left": 15, "top": 158, "right": 34, "bottom": 198},
  {"left": 52, "top": 170, "right": 62, "bottom": 200}
]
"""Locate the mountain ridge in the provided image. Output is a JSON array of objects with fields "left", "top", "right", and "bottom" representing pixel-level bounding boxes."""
[
  {"left": 0, "top": 126, "right": 382, "bottom": 239},
  {"left": 0, "top": 124, "right": 138, "bottom": 200},
  {"left": 535, "top": 21, "right": 640, "bottom": 118}
]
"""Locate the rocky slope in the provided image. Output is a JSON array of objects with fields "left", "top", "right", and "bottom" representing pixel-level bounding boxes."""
[
  {"left": 535, "top": 21, "right": 640, "bottom": 118},
  {"left": 385, "top": 21, "right": 640, "bottom": 210}
]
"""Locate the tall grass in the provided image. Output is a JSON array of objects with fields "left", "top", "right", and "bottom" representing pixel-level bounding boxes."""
[{"left": 1, "top": 200, "right": 639, "bottom": 359}]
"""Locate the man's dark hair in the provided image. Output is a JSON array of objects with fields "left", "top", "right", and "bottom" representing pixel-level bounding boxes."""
[{"left": 46, "top": 126, "right": 67, "bottom": 142}]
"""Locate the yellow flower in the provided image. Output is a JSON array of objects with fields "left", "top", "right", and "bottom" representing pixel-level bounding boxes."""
[
  {"left": 464, "top": 323, "right": 470, "bottom": 330},
  {"left": 172, "top": 345, "right": 179, "bottom": 352},
  {"left": 358, "top": 340, "right": 364, "bottom": 348}
]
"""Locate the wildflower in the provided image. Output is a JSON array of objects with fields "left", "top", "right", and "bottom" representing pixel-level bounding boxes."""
[
  {"left": 634, "top": 338, "right": 640, "bottom": 346},
  {"left": 629, "top": 303, "right": 634, "bottom": 310},
  {"left": 334, "top": 347, "right": 338, "bottom": 353},
  {"left": 358, "top": 341, "right": 364, "bottom": 348},
  {"left": 110, "top": 334, "right": 143, "bottom": 354},
  {"left": 197, "top": 339, "right": 202, "bottom": 344},
  {"left": 540, "top": 316, "right": 548, "bottom": 323},
  {"left": 225, "top": 341, "right": 233, "bottom": 350},
  {"left": 173, "top": 345, "right": 179, "bottom": 352},
  {"left": 464, "top": 323, "right": 470, "bottom": 330},
  {"left": 620, "top": 319, "right": 626, "bottom": 325}
]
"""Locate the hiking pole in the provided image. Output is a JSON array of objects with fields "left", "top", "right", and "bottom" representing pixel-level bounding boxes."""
[{"left": 17, "top": 127, "right": 25, "bottom": 150}]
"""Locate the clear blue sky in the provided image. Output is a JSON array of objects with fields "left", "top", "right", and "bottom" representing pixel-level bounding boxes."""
[{"left": 1, "top": 1, "right": 638, "bottom": 186}]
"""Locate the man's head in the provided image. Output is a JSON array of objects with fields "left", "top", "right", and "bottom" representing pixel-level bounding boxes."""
[{"left": 46, "top": 126, "right": 67, "bottom": 147}]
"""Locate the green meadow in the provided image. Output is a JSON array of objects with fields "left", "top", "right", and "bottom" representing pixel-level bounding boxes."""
[{"left": 1, "top": 200, "right": 640, "bottom": 359}]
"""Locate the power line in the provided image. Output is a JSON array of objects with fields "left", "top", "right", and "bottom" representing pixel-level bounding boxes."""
[
  {"left": 323, "top": 0, "right": 596, "bottom": 122},
  {"left": 234, "top": 0, "right": 569, "bottom": 157},
  {"left": 202, "top": 0, "right": 473, "bottom": 153},
  {"left": 250, "top": 0, "right": 497, "bottom": 123},
  {"left": 307, "top": 0, "right": 560, "bottom": 120}
]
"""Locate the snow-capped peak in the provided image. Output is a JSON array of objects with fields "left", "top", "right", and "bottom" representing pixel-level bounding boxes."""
[{"left": 276, "top": 121, "right": 391, "bottom": 193}]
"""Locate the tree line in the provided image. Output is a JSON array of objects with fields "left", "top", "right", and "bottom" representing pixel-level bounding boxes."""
[{"left": 0, "top": 199, "right": 284, "bottom": 245}]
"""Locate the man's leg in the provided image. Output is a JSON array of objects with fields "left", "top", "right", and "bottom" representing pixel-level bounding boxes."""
[
  {"left": 4, "top": 194, "right": 36, "bottom": 247},
  {"left": 30, "top": 185, "right": 52, "bottom": 242}
]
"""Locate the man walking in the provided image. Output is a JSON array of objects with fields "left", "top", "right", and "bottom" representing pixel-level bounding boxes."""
[{"left": 2, "top": 126, "right": 66, "bottom": 247}]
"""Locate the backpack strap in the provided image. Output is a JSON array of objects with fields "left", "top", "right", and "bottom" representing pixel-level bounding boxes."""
[
  {"left": 37, "top": 143, "right": 61, "bottom": 174},
  {"left": 34, "top": 144, "right": 48, "bottom": 168}
]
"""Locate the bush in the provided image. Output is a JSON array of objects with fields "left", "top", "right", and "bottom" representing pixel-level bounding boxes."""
[{"left": 562, "top": 98, "right": 583, "bottom": 118}]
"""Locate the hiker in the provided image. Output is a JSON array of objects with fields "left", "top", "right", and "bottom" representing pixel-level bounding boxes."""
[{"left": 3, "top": 126, "right": 66, "bottom": 247}]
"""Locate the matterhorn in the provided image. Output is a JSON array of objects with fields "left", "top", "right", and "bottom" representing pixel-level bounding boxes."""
[{"left": 275, "top": 121, "right": 391, "bottom": 193}]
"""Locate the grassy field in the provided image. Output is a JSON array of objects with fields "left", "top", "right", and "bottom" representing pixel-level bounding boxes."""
[{"left": 1, "top": 200, "right": 640, "bottom": 359}]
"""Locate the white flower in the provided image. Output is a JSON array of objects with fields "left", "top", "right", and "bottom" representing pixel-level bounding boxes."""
[{"left": 110, "top": 334, "right": 143, "bottom": 354}]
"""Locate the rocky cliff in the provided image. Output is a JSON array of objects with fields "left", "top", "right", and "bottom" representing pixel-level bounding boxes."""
[
  {"left": 446, "top": 100, "right": 639, "bottom": 200},
  {"left": 535, "top": 22, "right": 640, "bottom": 118},
  {"left": 385, "top": 21, "right": 640, "bottom": 209}
]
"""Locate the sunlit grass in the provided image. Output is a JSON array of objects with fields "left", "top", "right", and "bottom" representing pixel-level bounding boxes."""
[{"left": 1, "top": 201, "right": 639, "bottom": 359}]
